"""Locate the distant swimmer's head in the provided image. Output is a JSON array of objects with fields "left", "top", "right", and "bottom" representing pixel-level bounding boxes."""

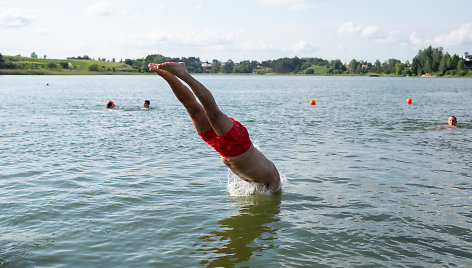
[
  {"left": 448, "top": 115, "right": 457, "bottom": 126},
  {"left": 107, "top": 100, "right": 115, "bottom": 109},
  {"left": 143, "top": 100, "right": 150, "bottom": 109}
]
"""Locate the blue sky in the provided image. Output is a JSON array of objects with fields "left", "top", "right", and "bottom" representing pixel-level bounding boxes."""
[{"left": 1, "top": 0, "right": 471, "bottom": 63}]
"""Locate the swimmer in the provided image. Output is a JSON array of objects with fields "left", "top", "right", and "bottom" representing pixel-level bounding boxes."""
[
  {"left": 149, "top": 62, "right": 280, "bottom": 191},
  {"left": 445, "top": 115, "right": 458, "bottom": 128},
  {"left": 106, "top": 100, "right": 115, "bottom": 109},
  {"left": 141, "top": 100, "right": 151, "bottom": 110}
]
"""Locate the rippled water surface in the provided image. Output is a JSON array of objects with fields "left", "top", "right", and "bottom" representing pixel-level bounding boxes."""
[{"left": 1, "top": 75, "right": 471, "bottom": 267}]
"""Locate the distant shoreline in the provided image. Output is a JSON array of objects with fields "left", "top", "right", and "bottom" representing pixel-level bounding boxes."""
[
  {"left": 1, "top": 69, "right": 470, "bottom": 78},
  {"left": 2, "top": 46, "right": 471, "bottom": 77},
  {"left": 0, "top": 69, "right": 147, "bottom": 75}
]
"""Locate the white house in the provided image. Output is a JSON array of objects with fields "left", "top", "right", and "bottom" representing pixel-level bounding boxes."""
[{"left": 459, "top": 52, "right": 471, "bottom": 61}]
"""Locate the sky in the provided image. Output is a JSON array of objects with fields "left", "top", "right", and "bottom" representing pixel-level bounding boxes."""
[{"left": 1, "top": 0, "right": 471, "bottom": 63}]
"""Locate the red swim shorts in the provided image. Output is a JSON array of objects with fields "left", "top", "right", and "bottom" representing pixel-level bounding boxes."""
[{"left": 198, "top": 118, "right": 252, "bottom": 157}]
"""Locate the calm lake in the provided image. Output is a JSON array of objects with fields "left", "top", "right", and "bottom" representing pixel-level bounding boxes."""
[{"left": 1, "top": 75, "right": 471, "bottom": 267}]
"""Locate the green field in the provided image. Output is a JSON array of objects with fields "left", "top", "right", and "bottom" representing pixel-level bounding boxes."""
[{"left": 0, "top": 56, "right": 141, "bottom": 75}]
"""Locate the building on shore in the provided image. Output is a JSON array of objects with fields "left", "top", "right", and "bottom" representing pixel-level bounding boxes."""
[{"left": 459, "top": 52, "right": 471, "bottom": 62}]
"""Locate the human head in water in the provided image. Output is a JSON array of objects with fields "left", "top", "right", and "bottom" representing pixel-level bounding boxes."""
[
  {"left": 143, "top": 100, "right": 150, "bottom": 109},
  {"left": 448, "top": 115, "right": 457, "bottom": 126},
  {"left": 107, "top": 100, "right": 115, "bottom": 109}
]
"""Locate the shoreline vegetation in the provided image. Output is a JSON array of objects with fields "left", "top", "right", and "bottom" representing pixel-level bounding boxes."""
[{"left": 1, "top": 46, "right": 471, "bottom": 77}]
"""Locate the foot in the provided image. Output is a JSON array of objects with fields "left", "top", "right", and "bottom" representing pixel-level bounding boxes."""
[
  {"left": 148, "top": 63, "right": 160, "bottom": 72},
  {"left": 156, "top": 62, "right": 188, "bottom": 78},
  {"left": 148, "top": 63, "right": 173, "bottom": 78}
]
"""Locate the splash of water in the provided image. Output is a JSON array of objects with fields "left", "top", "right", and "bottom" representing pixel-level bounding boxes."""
[
  {"left": 226, "top": 170, "right": 287, "bottom": 196},
  {"left": 225, "top": 142, "right": 288, "bottom": 196}
]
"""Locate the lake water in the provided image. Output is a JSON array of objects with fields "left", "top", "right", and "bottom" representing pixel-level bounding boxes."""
[{"left": 1, "top": 74, "right": 471, "bottom": 267}]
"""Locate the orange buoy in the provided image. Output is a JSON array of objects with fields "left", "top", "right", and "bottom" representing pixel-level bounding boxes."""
[
  {"left": 406, "top": 97, "right": 412, "bottom": 105},
  {"left": 310, "top": 99, "right": 316, "bottom": 106}
]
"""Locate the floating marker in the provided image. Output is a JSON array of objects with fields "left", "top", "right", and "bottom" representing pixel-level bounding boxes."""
[
  {"left": 310, "top": 99, "right": 316, "bottom": 106},
  {"left": 406, "top": 97, "right": 412, "bottom": 105}
]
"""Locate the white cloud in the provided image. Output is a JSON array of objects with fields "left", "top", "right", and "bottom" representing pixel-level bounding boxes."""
[
  {"left": 433, "top": 23, "right": 472, "bottom": 47},
  {"left": 375, "top": 31, "right": 399, "bottom": 45},
  {"left": 241, "top": 39, "right": 274, "bottom": 51},
  {"left": 338, "top": 21, "right": 378, "bottom": 37},
  {"left": 361, "top": 25, "right": 378, "bottom": 38},
  {"left": 0, "top": 9, "right": 34, "bottom": 28},
  {"left": 86, "top": 1, "right": 112, "bottom": 16},
  {"left": 409, "top": 32, "right": 423, "bottom": 47},
  {"left": 255, "top": 0, "right": 317, "bottom": 11},
  {"left": 290, "top": 41, "right": 317, "bottom": 52},
  {"left": 408, "top": 24, "right": 472, "bottom": 49},
  {"left": 339, "top": 21, "right": 403, "bottom": 46},
  {"left": 337, "top": 21, "right": 362, "bottom": 34},
  {"left": 119, "top": 28, "right": 243, "bottom": 49}
]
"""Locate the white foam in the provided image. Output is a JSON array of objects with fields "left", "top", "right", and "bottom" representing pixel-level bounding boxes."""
[
  {"left": 225, "top": 141, "right": 288, "bottom": 196},
  {"left": 226, "top": 170, "right": 287, "bottom": 196}
]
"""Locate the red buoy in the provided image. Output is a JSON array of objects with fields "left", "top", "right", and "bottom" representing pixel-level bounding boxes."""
[{"left": 310, "top": 99, "right": 316, "bottom": 106}]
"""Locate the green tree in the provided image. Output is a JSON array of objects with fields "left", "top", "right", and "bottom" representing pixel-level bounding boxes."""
[
  {"left": 47, "top": 62, "right": 57, "bottom": 69},
  {"left": 181, "top": 57, "right": 202, "bottom": 73},
  {"left": 124, "top": 59, "right": 134, "bottom": 65},
  {"left": 87, "top": 63, "right": 99, "bottom": 71},
  {"left": 31, "top": 52, "right": 38, "bottom": 58},
  {"left": 410, "top": 56, "right": 420, "bottom": 75},
  {"left": 272, "top": 57, "right": 300, "bottom": 73},
  {"left": 250, "top": 60, "right": 260, "bottom": 70},
  {"left": 210, "top": 59, "right": 221, "bottom": 73},
  {"left": 423, "top": 59, "right": 431, "bottom": 74},
  {"left": 395, "top": 63, "right": 406, "bottom": 76},
  {"left": 403, "top": 67, "right": 412, "bottom": 76},
  {"left": 290, "top": 57, "right": 302, "bottom": 73},
  {"left": 329, "top": 59, "right": 346, "bottom": 74},
  {"left": 222, "top": 59, "right": 235, "bottom": 73},
  {"left": 431, "top": 47, "right": 443, "bottom": 71},
  {"left": 382, "top": 59, "right": 401, "bottom": 74},
  {"left": 457, "top": 59, "right": 465, "bottom": 71},
  {"left": 449, "top": 55, "right": 459, "bottom": 70},
  {"left": 438, "top": 56, "right": 447, "bottom": 75},
  {"left": 443, "top": 53, "right": 452, "bottom": 70},
  {"left": 234, "top": 60, "right": 252, "bottom": 73},
  {"left": 349, "top": 59, "right": 360, "bottom": 74}
]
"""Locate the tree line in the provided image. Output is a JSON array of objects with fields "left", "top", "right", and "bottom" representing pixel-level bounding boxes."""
[
  {"left": 123, "top": 46, "right": 472, "bottom": 76},
  {"left": 1, "top": 46, "right": 471, "bottom": 76}
]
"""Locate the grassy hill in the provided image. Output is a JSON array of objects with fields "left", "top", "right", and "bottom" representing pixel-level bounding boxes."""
[{"left": 0, "top": 55, "right": 141, "bottom": 75}]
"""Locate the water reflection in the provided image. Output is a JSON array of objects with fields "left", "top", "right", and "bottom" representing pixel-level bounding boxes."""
[{"left": 197, "top": 193, "right": 282, "bottom": 267}]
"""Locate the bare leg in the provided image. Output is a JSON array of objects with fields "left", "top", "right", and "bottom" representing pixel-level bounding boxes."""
[
  {"left": 149, "top": 63, "right": 211, "bottom": 133},
  {"left": 155, "top": 62, "right": 233, "bottom": 136}
]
